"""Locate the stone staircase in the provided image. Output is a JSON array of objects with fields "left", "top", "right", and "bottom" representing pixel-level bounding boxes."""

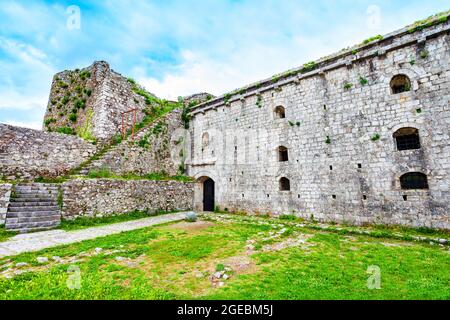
[
  {"left": 76, "top": 113, "right": 174, "bottom": 176},
  {"left": 77, "top": 144, "right": 123, "bottom": 176},
  {"left": 5, "top": 184, "right": 61, "bottom": 233}
]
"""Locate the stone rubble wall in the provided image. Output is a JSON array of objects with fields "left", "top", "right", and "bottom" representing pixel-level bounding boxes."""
[
  {"left": 0, "top": 184, "right": 12, "bottom": 225},
  {"left": 188, "top": 22, "right": 450, "bottom": 230},
  {"left": 0, "top": 124, "right": 98, "bottom": 180},
  {"left": 61, "top": 179, "right": 194, "bottom": 219},
  {"left": 84, "top": 110, "right": 186, "bottom": 176}
]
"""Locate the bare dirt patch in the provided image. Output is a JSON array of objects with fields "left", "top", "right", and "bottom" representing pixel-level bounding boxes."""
[{"left": 168, "top": 221, "right": 215, "bottom": 232}]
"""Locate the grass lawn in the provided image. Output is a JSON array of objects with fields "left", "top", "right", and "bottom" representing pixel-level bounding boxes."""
[
  {"left": 0, "top": 226, "right": 16, "bottom": 243},
  {"left": 0, "top": 214, "right": 448, "bottom": 300}
]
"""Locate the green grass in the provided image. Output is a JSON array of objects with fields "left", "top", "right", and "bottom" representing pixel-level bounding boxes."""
[
  {"left": 86, "top": 169, "right": 193, "bottom": 182},
  {"left": 60, "top": 210, "right": 179, "bottom": 231},
  {"left": 362, "top": 35, "right": 383, "bottom": 45},
  {"left": 0, "top": 214, "right": 448, "bottom": 300},
  {"left": 0, "top": 225, "right": 16, "bottom": 243}
]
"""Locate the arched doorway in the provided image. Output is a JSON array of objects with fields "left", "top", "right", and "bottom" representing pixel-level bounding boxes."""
[{"left": 203, "top": 178, "right": 215, "bottom": 212}]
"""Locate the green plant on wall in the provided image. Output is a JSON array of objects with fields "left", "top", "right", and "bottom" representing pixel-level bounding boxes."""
[
  {"left": 62, "top": 95, "right": 70, "bottom": 105},
  {"left": 344, "top": 82, "right": 353, "bottom": 90},
  {"left": 55, "top": 127, "right": 75, "bottom": 135},
  {"left": 362, "top": 35, "right": 383, "bottom": 45},
  {"left": 325, "top": 136, "right": 332, "bottom": 144},
  {"left": 151, "top": 121, "right": 167, "bottom": 136},
  {"left": 300, "top": 61, "right": 317, "bottom": 73},
  {"left": 371, "top": 133, "right": 381, "bottom": 141},
  {"left": 408, "top": 10, "right": 449, "bottom": 33},
  {"left": 419, "top": 50, "right": 429, "bottom": 59},
  {"left": 181, "top": 104, "right": 192, "bottom": 129},
  {"left": 223, "top": 93, "right": 232, "bottom": 104},
  {"left": 359, "top": 76, "right": 368, "bottom": 86},
  {"left": 44, "top": 118, "right": 56, "bottom": 127},
  {"left": 77, "top": 109, "right": 96, "bottom": 142},
  {"left": 57, "top": 187, "right": 63, "bottom": 210},
  {"left": 137, "top": 134, "right": 151, "bottom": 149},
  {"left": 57, "top": 81, "right": 69, "bottom": 89},
  {"left": 256, "top": 94, "right": 263, "bottom": 108}
]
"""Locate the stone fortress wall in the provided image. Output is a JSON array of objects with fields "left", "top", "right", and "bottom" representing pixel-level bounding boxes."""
[
  {"left": 0, "top": 124, "right": 98, "bottom": 180},
  {"left": 187, "top": 16, "right": 450, "bottom": 229},
  {"left": 61, "top": 179, "right": 194, "bottom": 219}
]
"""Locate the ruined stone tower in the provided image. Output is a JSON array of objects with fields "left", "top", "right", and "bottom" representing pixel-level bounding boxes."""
[{"left": 43, "top": 61, "right": 157, "bottom": 143}]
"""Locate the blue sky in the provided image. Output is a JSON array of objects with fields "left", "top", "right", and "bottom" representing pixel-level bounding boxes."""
[{"left": 0, "top": 0, "right": 448, "bottom": 129}]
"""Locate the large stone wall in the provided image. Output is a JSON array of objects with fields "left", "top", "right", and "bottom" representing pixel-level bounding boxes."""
[
  {"left": 187, "top": 19, "right": 450, "bottom": 229},
  {"left": 0, "top": 184, "right": 12, "bottom": 225},
  {"left": 0, "top": 124, "right": 98, "bottom": 180},
  {"left": 61, "top": 179, "right": 194, "bottom": 219},
  {"left": 81, "top": 110, "right": 186, "bottom": 176},
  {"left": 43, "top": 61, "right": 154, "bottom": 143}
]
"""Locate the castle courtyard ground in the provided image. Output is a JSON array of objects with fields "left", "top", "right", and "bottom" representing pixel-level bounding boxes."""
[{"left": 0, "top": 213, "right": 448, "bottom": 300}]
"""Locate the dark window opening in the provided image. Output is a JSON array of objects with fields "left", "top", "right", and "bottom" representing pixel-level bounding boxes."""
[
  {"left": 330, "top": 165, "right": 333, "bottom": 171},
  {"left": 274, "top": 106, "right": 286, "bottom": 119},
  {"left": 400, "top": 172, "right": 429, "bottom": 190},
  {"left": 394, "top": 127, "right": 421, "bottom": 151},
  {"left": 363, "top": 195, "right": 367, "bottom": 200},
  {"left": 279, "top": 177, "right": 291, "bottom": 191},
  {"left": 332, "top": 195, "right": 337, "bottom": 199},
  {"left": 278, "top": 146, "right": 289, "bottom": 162},
  {"left": 358, "top": 163, "right": 362, "bottom": 169},
  {"left": 390, "top": 75, "right": 411, "bottom": 94},
  {"left": 403, "top": 195, "right": 408, "bottom": 201}
]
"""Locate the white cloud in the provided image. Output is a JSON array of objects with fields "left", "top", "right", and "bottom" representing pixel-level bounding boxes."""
[{"left": 0, "top": 37, "right": 52, "bottom": 129}]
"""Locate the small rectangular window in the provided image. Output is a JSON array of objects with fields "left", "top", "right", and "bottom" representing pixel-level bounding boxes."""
[{"left": 396, "top": 135, "right": 421, "bottom": 151}]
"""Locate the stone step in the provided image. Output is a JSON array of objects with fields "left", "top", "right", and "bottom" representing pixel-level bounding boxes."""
[
  {"left": 9, "top": 201, "right": 58, "bottom": 208},
  {"left": 8, "top": 206, "right": 59, "bottom": 213},
  {"left": 6, "top": 221, "right": 60, "bottom": 232},
  {"left": 10, "top": 197, "right": 57, "bottom": 203},
  {"left": 7, "top": 215, "right": 60, "bottom": 224},
  {"left": 15, "top": 190, "right": 59, "bottom": 195},
  {"left": 6, "top": 211, "right": 60, "bottom": 218},
  {"left": 16, "top": 183, "right": 58, "bottom": 188},
  {"left": 6, "top": 182, "right": 62, "bottom": 233},
  {"left": 13, "top": 193, "right": 58, "bottom": 199},
  {"left": 15, "top": 187, "right": 59, "bottom": 192}
]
